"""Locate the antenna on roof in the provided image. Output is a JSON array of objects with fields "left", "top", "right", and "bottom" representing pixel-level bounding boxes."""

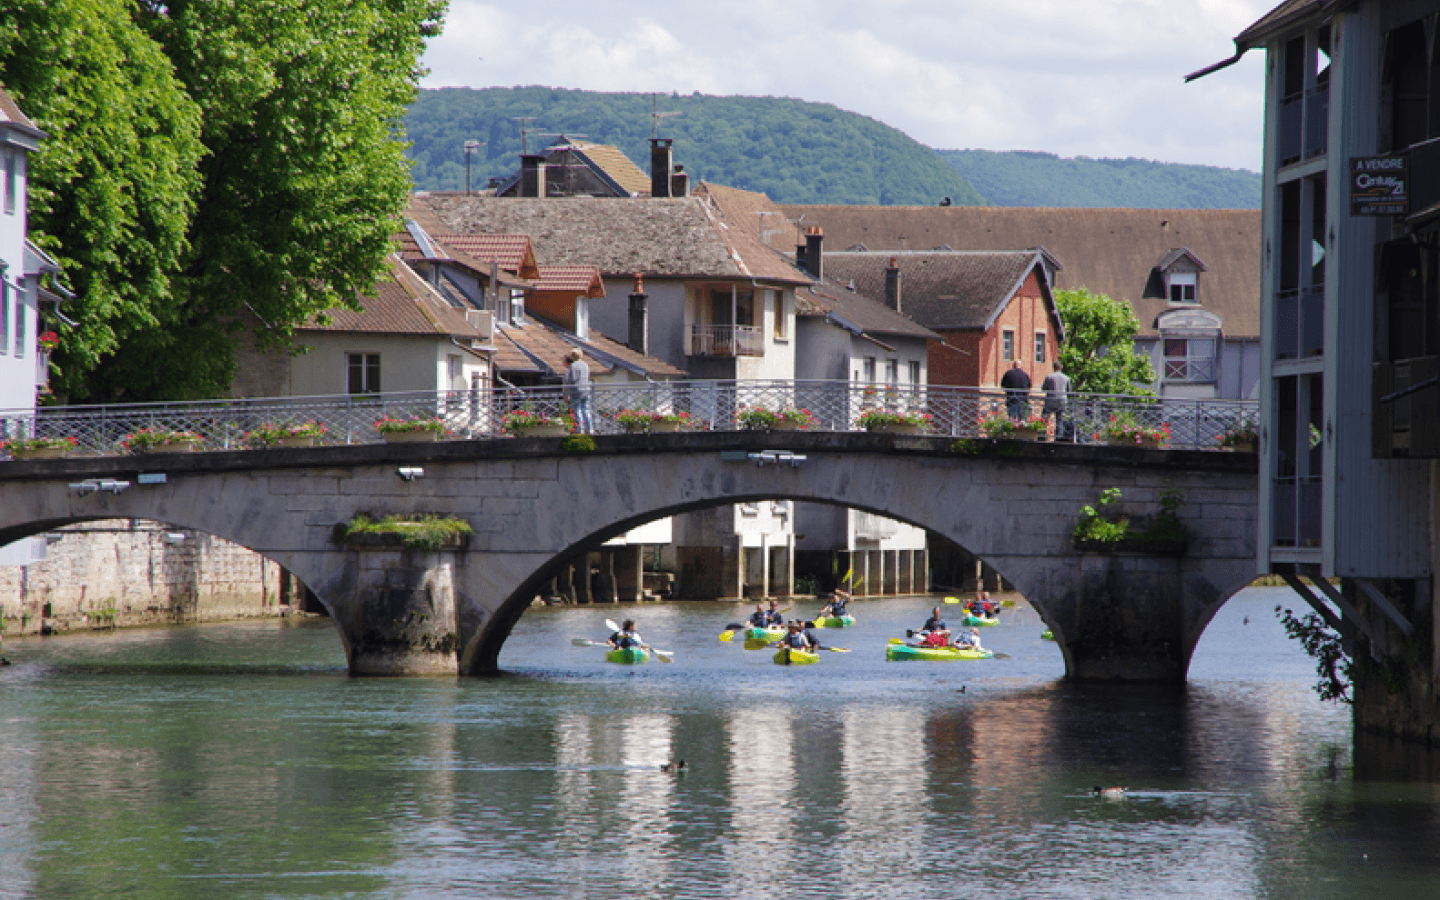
[
  {"left": 651, "top": 93, "right": 682, "bottom": 139},
  {"left": 511, "top": 116, "right": 537, "bottom": 154}
]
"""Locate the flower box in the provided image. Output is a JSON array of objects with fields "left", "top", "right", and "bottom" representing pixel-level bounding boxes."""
[
  {"left": 147, "top": 441, "right": 199, "bottom": 454},
  {"left": 1224, "top": 439, "right": 1256, "bottom": 454},
  {"left": 651, "top": 419, "right": 683, "bottom": 433},
  {"left": 515, "top": 423, "right": 570, "bottom": 438},
  {"left": 881, "top": 422, "right": 922, "bottom": 435},
  {"left": 382, "top": 429, "right": 442, "bottom": 443},
  {"left": 11, "top": 445, "right": 73, "bottom": 460},
  {"left": 278, "top": 436, "right": 317, "bottom": 448}
]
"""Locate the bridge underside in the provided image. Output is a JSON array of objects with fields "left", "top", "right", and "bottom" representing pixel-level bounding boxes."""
[{"left": 0, "top": 433, "right": 1259, "bottom": 681}]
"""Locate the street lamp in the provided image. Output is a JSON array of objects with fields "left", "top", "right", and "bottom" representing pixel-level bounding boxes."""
[{"left": 464, "top": 140, "right": 484, "bottom": 194}]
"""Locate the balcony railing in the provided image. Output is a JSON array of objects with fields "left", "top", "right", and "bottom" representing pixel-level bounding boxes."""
[
  {"left": 1279, "top": 92, "right": 1303, "bottom": 165},
  {"left": 0, "top": 380, "right": 1259, "bottom": 458},
  {"left": 690, "top": 324, "right": 763, "bottom": 357},
  {"left": 1305, "top": 85, "right": 1328, "bottom": 159},
  {"left": 1274, "top": 285, "right": 1324, "bottom": 361},
  {"left": 1164, "top": 358, "right": 1216, "bottom": 383}
]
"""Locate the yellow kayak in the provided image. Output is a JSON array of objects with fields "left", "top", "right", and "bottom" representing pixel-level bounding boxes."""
[{"left": 773, "top": 647, "right": 820, "bottom": 665}]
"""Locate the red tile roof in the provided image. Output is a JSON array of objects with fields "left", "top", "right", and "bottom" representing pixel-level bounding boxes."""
[{"left": 535, "top": 265, "right": 606, "bottom": 297}]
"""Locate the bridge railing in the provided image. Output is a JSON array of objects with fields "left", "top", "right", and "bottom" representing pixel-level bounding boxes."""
[{"left": 0, "top": 381, "right": 1257, "bottom": 458}]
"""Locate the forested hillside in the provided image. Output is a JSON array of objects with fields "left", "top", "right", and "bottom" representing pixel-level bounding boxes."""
[
  {"left": 405, "top": 87, "right": 986, "bottom": 206},
  {"left": 937, "top": 149, "right": 1261, "bottom": 208}
]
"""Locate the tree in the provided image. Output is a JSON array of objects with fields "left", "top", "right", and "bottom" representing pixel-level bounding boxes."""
[
  {"left": 1, "top": 0, "right": 446, "bottom": 402},
  {"left": 1054, "top": 287, "right": 1156, "bottom": 395}
]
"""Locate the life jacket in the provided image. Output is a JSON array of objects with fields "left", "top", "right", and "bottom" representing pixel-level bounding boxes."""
[
  {"left": 783, "top": 632, "right": 807, "bottom": 649},
  {"left": 831, "top": 600, "right": 847, "bottom": 616},
  {"left": 923, "top": 632, "right": 948, "bottom": 648},
  {"left": 749, "top": 612, "right": 767, "bottom": 627},
  {"left": 923, "top": 618, "right": 945, "bottom": 632}
]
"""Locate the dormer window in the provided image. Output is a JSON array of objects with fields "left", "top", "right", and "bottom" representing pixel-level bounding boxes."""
[{"left": 1168, "top": 272, "right": 1198, "bottom": 304}]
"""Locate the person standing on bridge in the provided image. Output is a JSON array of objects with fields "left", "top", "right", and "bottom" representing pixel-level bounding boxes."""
[
  {"left": 1001, "top": 360, "right": 1032, "bottom": 421},
  {"left": 1042, "top": 362, "right": 1072, "bottom": 441},
  {"left": 564, "top": 349, "right": 593, "bottom": 434}
]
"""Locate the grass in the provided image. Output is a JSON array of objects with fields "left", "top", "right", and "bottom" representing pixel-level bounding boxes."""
[{"left": 340, "top": 514, "right": 474, "bottom": 551}]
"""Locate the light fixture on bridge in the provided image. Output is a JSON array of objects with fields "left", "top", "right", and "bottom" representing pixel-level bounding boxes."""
[
  {"left": 68, "top": 479, "right": 131, "bottom": 494},
  {"left": 747, "top": 451, "right": 807, "bottom": 468},
  {"left": 162, "top": 532, "right": 187, "bottom": 545},
  {"left": 397, "top": 466, "right": 425, "bottom": 482}
]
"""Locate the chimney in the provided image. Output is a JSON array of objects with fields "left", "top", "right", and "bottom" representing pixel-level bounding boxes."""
[
  {"left": 804, "top": 226, "right": 824, "bottom": 280},
  {"left": 885, "top": 257, "right": 902, "bottom": 312},
  {"left": 520, "top": 154, "right": 546, "bottom": 198},
  {"left": 649, "top": 138, "right": 673, "bottom": 198},
  {"left": 628, "top": 272, "right": 649, "bottom": 356},
  {"left": 670, "top": 164, "right": 689, "bottom": 198}
]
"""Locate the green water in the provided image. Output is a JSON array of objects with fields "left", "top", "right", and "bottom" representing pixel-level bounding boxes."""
[{"left": 0, "top": 588, "right": 1433, "bottom": 899}]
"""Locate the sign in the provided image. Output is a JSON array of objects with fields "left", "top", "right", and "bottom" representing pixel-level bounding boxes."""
[
  {"left": 136, "top": 472, "right": 168, "bottom": 485},
  {"left": 1352, "top": 155, "right": 1409, "bottom": 215}
]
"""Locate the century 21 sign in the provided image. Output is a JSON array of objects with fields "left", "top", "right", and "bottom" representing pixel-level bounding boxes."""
[{"left": 1351, "top": 155, "right": 1408, "bottom": 215}]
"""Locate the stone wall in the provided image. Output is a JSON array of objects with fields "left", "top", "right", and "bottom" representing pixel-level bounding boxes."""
[{"left": 0, "top": 520, "right": 289, "bottom": 636}]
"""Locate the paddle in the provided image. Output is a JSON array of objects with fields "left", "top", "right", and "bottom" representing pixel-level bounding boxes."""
[
  {"left": 718, "top": 630, "right": 736, "bottom": 642},
  {"left": 572, "top": 636, "right": 672, "bottom": 660}
]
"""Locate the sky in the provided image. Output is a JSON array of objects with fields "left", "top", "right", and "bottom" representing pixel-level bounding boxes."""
[{"left": 420, "top": 0, "right": 1275, "bottom": 174}]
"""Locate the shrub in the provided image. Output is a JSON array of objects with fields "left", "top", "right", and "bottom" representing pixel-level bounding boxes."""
[{"left": 560, "top": 435, "right": 597, "bottom": 453}]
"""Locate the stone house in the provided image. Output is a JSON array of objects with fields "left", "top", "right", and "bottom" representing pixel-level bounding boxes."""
[{"left": 776, "top": 205, "right": 1262, "bottom": 399}]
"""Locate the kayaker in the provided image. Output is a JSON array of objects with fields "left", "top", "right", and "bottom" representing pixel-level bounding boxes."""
[
  {"left": 608, "top": 619, "right": 644, "bottom": 650},
  {"left": 800, "top": 620, "right": 824, "bottom": 651},
  {"left": 748, "top": 604, "right": 768, "bottom": 628},
  {"left": 822, "top": 589, "right": 849, "bottom": 618},
  {"left": 957, "top": 627, "right": 983, "bottom": 651},
  {"left": 779, "top": 621, "right": 812, "bottom": 651},
  {"left": 763, "top": 600, "right": 784, "bottom": 627},
  {"left": 920, "top": 607, "right": 950, "bottom": 647}
]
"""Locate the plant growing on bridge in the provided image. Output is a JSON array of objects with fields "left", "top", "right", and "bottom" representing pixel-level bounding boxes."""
[
  {"left": 1217, "top": 417, "right": 1258, "bottom": 449},
  {"left": 243, "top": 420, "right": 325, "bottom": 447},
  {"left": 857, "top": 408, "right": 931, "bottom": 431},
  {"left": 1276, "top": 605, "right": 1352, "bottom": 703},
  {"left": 1, "top": 435, "right": 78, "bottom": 455},
  {"left": 737, "top": 406, "right": 781, "bottom": 429},
  {"left": 1098, "top": 413, "right": 1169, "bottom": 446},
  {"left": 122, "top": 427, "right": 202, "bottom": 453},
  {"left": 1073, "top": 487, "right": 1128, "bottom": 544},
  {"left": 341, "top": 514, "right": 474, "bottom": 552},
  {"left": 559, "top": 435, "right": 597, "bottom": 453},
  {"left": 500, "top": 409, "right": 572, "bottom": 435},
  {"left": 375, "top": 415, "right": 447, "bottom": 434},
  {"left": 1073, "top": 486, "right": 1188, "bottom": 552},
  {"left": 979, "top": 412, "right": 1047, "bottom": 438}
]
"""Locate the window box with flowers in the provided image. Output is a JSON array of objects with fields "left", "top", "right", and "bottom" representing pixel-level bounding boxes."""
[
  {"left": 649, "top": 411, "right": 696, "bottom": 433},
  {"left": 857, "top": 408, "right": 932, "bottom": 435},
  {"left": 376, "top": 416, "right": 449, "bottom": 442},
  {"left": 501, "top": 409, "right": 572, "bottom": 438},
  {"left": 1217, "top": 420, "right": 1257, "bottom": 453},
  {"left": 244, "top": 420, "right": 326, "bottom": 448},
  {"left": 615, "top": 409, "right": 656, "bottom": 433},
  {"left": 123, "top": 428, "right": 204, "bottom": 454},
  {"left": 736, "top": 406, "right": 781, "bottom": 430},
  {"left": 979, "top": 413, "right": 1048, "bottom": 442},
  {"left": 2, "top": 435, "right": 79, "bottom": 460},
  {"left": 1098, "top": 414, "right": 1169, "bottom": 448}
]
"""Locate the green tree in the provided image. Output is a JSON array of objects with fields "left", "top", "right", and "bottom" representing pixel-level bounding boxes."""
[
  {"left": 1, "top": 0, "right": 446, "bottom": 402},
  {"left": 1054, "top": 287, "right": 1155, "bottom": 395}
]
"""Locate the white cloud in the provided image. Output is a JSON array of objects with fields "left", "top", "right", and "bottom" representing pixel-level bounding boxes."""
[{"left": 422, "top": 0, "right": 1273, "bottom": 171}]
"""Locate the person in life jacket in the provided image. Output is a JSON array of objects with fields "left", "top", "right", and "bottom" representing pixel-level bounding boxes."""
[
  {"left": 763, "top": 600, "right": 784, "bottom": 627},
  {"left": 920, "top": 607, "right": 950, "bottom": 647},
  {"left": 957, "top": 627, "right": 984, "bottom": 652},
  {"left": 748, "top": 604, "right": 769, "bottom": 628},
  {"left": 822, "top": 589, "right": 850, "bottom": 619},
  {"left": 608, "top": 619, "right": 644, "bottom": 650},
  {"left": 779, "top": 621, "right": 812, "bottom": 651}
]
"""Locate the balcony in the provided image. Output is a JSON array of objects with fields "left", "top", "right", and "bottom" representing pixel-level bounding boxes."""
[
  {"left": 1273, "top": 476, "right": 1322, "bottom": 548},
  {"left": 1305, "top": 86, "right": 1328, "bottom": 159},
  {"left": 1274, "top": 286, "right": 1324, "bottom": 361},
  {"left": 690, "top": 324, "right": 763, "bottom": 357},
  {"left": 1164, "top": 358, "right": 1216, "bottom": 383}
]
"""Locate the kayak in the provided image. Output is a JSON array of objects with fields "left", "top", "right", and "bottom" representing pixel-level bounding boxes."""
[
  {"left": 1041, "top": 629, "right": 1056, "bottom": 641},
  {"left": 886, "top": 643, "right": 993, "bottom": 662},
  {"left": 774, "top": 647, "right": 820, "bottom": 666},
  {"left": 943, "top": 596, "right": 964, "bottom": 604},
  {"left": 813, "top": 615, "right": 855, "bottom": 628},
  {"left": 963, "top": 614, "right": 1000, "bottom": 627},
  {"left": 745, "top": 626, "right": 786, "bottom": 642},
  {"left": 605, "top": 646, "right": 649, "bottom": 665}
]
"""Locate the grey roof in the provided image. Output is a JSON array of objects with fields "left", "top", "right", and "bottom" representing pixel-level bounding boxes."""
[
  {"left": 412, "top": 193, "right": 808, "bottom": 284},
  {"left": 822, "top": 251, "right": 1055, "bottom": 333},
  {"left": 795, "top": 277, "right": 938, "bottom": 342}
]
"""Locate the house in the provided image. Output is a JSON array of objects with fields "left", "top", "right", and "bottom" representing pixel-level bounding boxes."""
[
  {"left": 0, "top": 86, "right": 49, "bottom": 413},
  {"left": 409, "top": 171, "right": 813, "bottom": 601},
  {"left": 775, "top": 204, "right": 1262, "bottom": 399}
]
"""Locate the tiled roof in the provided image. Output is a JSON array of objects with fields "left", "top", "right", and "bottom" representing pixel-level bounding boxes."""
[
  {"left": 795, "top": 276, "right": 938, "bottom": 341},
  {"left": 412, "top": 194, "right": 809, "bottom": 284},
  {"left": 494, "top": 317, "right": 686, "bottom": 379},
  {"left": 301, "top": 255, "right": 488, "bottom": 340},
  {"left": 0, "top": 85, "right": 42, "bottom": 138},
  {"left": 693, "top": 182, "right": 814, "bottom": 283},
  {"left": 568, "top": 141, "right": 652, "bottom": 196},
  {"left": 778, "top": 205, "right": 1260, "bottom": 337},
  {"left": 823, "top": 252, "right": 1047, "bottom": 332},
  {"left": 535, "top": 265, "right": 606, "bottom": 297},
  {"left": 585, "top": 329, "right": 687, "bottom": 377},
  {"left": 432, "top": 234, "right": 540, "bottom": 280},
  {"left": 394, "top": 227, "right": 535, "bottom": 290}
]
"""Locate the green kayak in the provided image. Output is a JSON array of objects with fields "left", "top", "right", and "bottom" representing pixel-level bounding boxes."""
[
  {"left": 886, "top": 643, "right": 993, "bottom": 662},
  {"left": 1041, "top": 629, "right": 1056, "bottom": 641},
  {"left": 962, "top": 614, "right": 1000, "bottom": 627},
  {"left": 605, "top": 646, "right": 649, "bottom": 665},
  {"left": 745, "top": 626, "right": 786, "bottom": 642},
  {"left": 773, "top": 647, "right": 820, "bottom": 665},
  {"left": 813, "top": 615, "right": 855, "bottom": 628}
]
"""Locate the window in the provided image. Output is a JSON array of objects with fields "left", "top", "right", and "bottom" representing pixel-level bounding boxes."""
[
  {"left": 447, "top": 354, "right": 463, "bottom": 391},
  {"left": 1033, "top": 332, "right": 1046, "bottom": 364},
  {"left": 885, "top": 359, "right": 898, "bottom": 385},
  {"left": 863, "top": 357, "right": 876, "bottom": 383},
  {"left": 13, "top": 294, "right": 22, "bottom": 358},
  {"left": 908, "top": 361, "right": 921, "bottom": 385},
  {"left": 772, "top": 290, "right": 788, "bottom": 340},
  {"left": 575, "top": 297, "right": 589, "bottom": 340},
  {"left": 347, "top": 353, "right": 380, "bottom": 394},
  {"left": 509, "top": 289, "right": 525, "bottom": 325},
  {"left": 1001, "top": 330, "right": 1015, "bottom": 361},
  {"left": 3, "top": 148, "right": 14, "bottom": 216},
  {"left": 1163, "top": 339, "right": 1215, "bottom": 382},
  {"left": 0, "top": 276, "right": 8, "bottom": 356},
  {"left": 1169, "top": 282, "right": 1196, "bottom": 303}
]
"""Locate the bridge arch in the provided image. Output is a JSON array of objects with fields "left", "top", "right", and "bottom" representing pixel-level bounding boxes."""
[{"left": 0, "top": 433, "right": 1258, "bottom": 680}]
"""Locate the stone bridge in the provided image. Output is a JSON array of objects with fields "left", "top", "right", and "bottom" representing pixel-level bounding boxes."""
[{"left": 0, "top": 432, "right": 1257, "bottom": 680}]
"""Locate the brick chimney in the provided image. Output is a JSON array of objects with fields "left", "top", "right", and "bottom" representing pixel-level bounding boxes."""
[
  {"left": 520, "top": 154, "right": 547, "bottom": 198},
  {"left": 628, "top": 272, "right": 649, "bottom": 356},
  {"left": 650, "top": 138, "right": 673, "bottom": 198},
  {"left": 885, "top": 257, "right": 902, "bottom": 312},
  {"left": 670, "top": 164, "right": 689, "bottom": 198},
  {"left": 804, "top": 226, "right": 824, "bottom": 280}
]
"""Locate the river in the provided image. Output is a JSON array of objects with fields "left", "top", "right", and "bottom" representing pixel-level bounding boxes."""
[{"left": 1, "top": 586, "right": 1437, "bottom": 899}]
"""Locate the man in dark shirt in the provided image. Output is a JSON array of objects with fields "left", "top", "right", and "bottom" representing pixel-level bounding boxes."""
[{"left": 1000, "top": 361, "right": 1032, "bottom": 421}]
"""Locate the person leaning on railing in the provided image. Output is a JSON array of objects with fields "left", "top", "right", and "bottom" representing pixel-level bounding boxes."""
[
  {"left": 1042, "top": 363, "right": 1072, "bottom": 441},
  {"left": 1001, "top": 361, "right": 1032, "bottom": 421}
]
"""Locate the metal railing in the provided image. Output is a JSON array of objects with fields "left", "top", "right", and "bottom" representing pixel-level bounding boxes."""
[
  {"left": 0, "top": 380, "right": 1259, "bottom": 458},
  {"left": 689, "top": 324, "right": 763, "bottom": 357}
]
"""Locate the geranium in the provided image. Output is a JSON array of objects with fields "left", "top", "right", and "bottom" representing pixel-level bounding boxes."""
[
  {"left": 37, "top": 331, "right": 60, "bottom": 350},
  {"left": 500, "top": 409, "right": 572, "bottom": 435},
  {"left": 243, "top": 420, "right": 325, "bottom": 447},
  {"left": 980, "top": 413, "right": 1047, "bottom": 438},
  {"left": 375, "top": 415, "right": 448, "bottom": 434},
  {"left": 736, "top": 406, "right": 782, "bottom": 429},
  {"left": 1217, "top": 419, "right": 1258, "bottom": 448},
  {"left": 615, "top": 409, "right": 655, "bottom": 430},
  {"left": 123, "top": 427, "right": 202, "bottom": 453},
  {"left": 1, "top": 435, "right": 78, "bottom": 455},
  {"left": 650, "top": 410, "right": 694, "bottom": 425},
  {"left": 1099, "top": 414, "right": 1169, "bottom": 446},
  {"left": 857, "top": 408, "right": 931, "bottom": 431}
]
